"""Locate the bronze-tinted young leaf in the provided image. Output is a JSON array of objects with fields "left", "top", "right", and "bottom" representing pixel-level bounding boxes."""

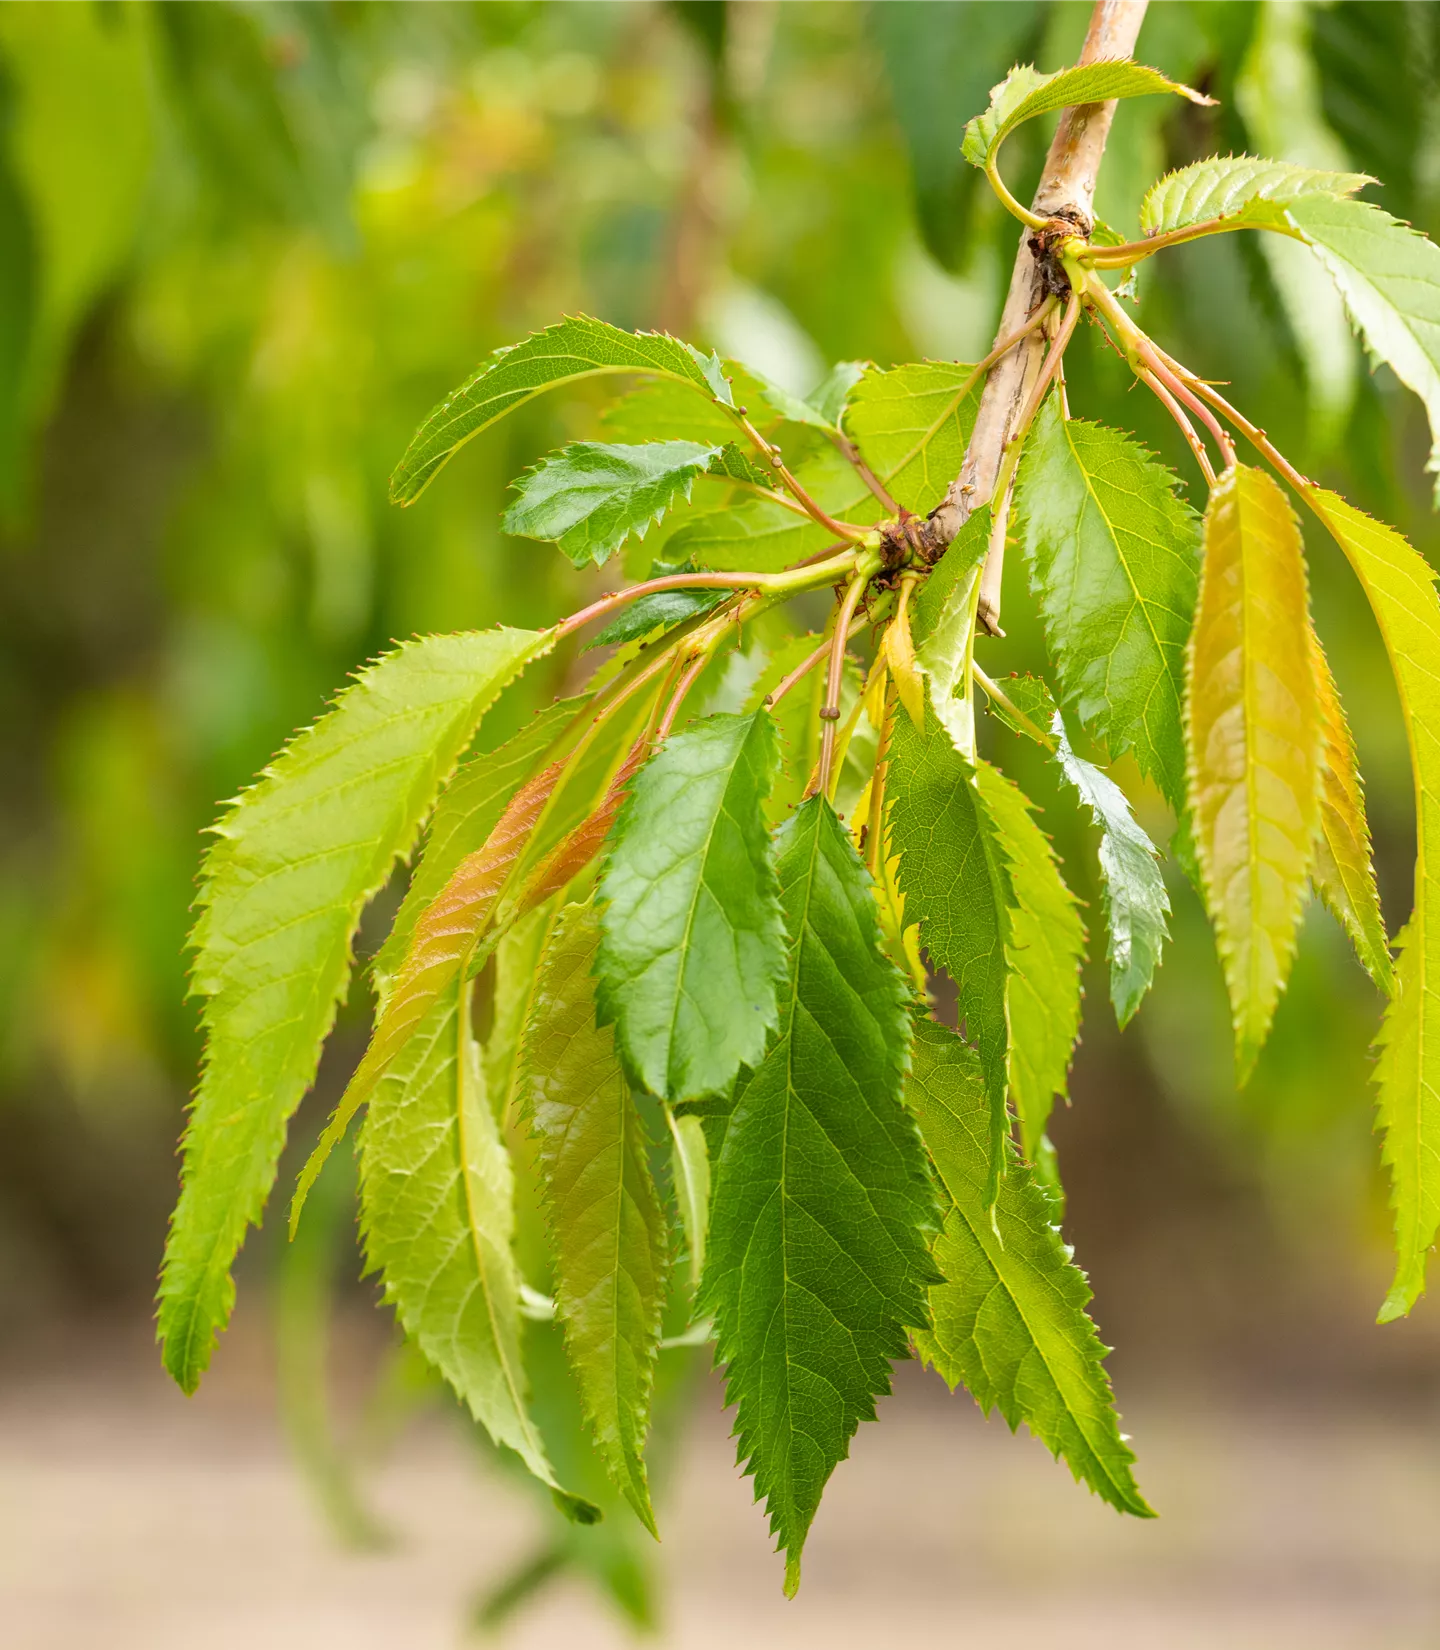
[
  {"left": 1187, "top": 466, "right": 1321, "bottom": 1079},
  {"left": 521, "top": 901, "right": 667, "bottom": 1535},
  {"left": 1310, "top": 627, "right": 1393, "bottom": 993}
]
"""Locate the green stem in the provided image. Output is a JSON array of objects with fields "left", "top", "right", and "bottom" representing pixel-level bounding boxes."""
[
  {"left": 1083, "top": 214, "right": 1303, "bottom": 270},
  {"left": 971, "top": 662, "right": 1058, "bottom": 751}
]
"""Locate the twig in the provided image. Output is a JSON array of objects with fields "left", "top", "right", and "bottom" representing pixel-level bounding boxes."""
[
  {"left": 1140, "top": 366, "right": 1216, "bottom": 484},
  {"left": 817, "top": 562, "right": 879, "bottom": 798},
  {"left": 924, "top": 0, "right": 1151, "bottom": 632},
  {"left": 765, "top": 612, "right": 870, "bottom": 710}
]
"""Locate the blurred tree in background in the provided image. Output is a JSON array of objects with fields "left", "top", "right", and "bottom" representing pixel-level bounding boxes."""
[{"left": 4, "top": 0, "right": 1440, "bottom": 1631}]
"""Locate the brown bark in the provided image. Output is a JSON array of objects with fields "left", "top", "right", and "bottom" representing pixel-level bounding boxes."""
[{"left": 927, "top": 0, "right": 1150, "bottom": 633}]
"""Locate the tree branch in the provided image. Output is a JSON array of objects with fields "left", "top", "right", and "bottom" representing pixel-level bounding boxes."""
[{"left": 925, "top": 0, "right": 1150, "bottom": 634}]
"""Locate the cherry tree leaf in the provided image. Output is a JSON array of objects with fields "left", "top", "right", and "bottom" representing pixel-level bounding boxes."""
[
  {"left": 1140, "top": 155, "right": 1371, "bottom": 238},
  {"left": 359, "top": 975, "right": 598, "bottom": 1522},
  {"left": 888, "top": 703, "right": 1011, "bottom": 1201},
  {"left": 1187, "top": 466, "right": 1321, "bottom": 1080},
  {"left": 1287, "top": 194, "right": 1440, "bottom": 501},
  {"left": 962, "top": 60, "right": 1210, "bottom": 171},
  {"left": 906, "top": 1020, "right": 1151, "bottom": 1517},
  {"left": 699, "top": 796, "right": 937, "bottom": 1597},
  {"left": 503, "top": 440, "right": 722, "bottom": 569},
  {"left": 1016, "top": 399, "right": 1201, "bottom": 811},
  {"left": 1302, "top": 489, "right": 1440, "bottom": 1319},
  {"left": 521, "top": 901, "right": 668, "bottom": 1534},
  {"left": 976, "top": 763, "right": 1086, "bottom": 1161},
  {"left": 596, "top": 711, "right": 785, "bottom": 1101},
  {"left": 157, "top": 627, "right": 550, "bottom": 1392},
  {"left": 391, "top": 316, "right": 732, "bottom": 504},
  {"left": 1310, "top": 627, "right": 1394, "bottom": 994}
]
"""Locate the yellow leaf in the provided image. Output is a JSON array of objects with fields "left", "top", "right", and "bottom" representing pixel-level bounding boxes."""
[
  {"left": 1309, "top": 627, "right": 1394, "bottom": 993},
  {"left": 1186, "top": 465, "right": 1321, "bottom": 1080},
  {"left": 882, "top": 583, "right": 926, "bottom": 731}
]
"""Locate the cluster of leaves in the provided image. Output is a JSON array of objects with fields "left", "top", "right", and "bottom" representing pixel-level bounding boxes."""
[{"left": 157, "top": 51, "right": 1440, "bottom": 1594}]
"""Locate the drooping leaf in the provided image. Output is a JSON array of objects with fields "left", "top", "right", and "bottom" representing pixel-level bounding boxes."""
[
  {"left": 600, "top": 376, "right": 750, "bottom": 446},
  {"left": 1140, "top": 155, "right": 1371, "bottom": 239},
  {"left": 1309, "top": 628, "right": 1393, "bottom": 993},
  {"left": 373, "top": 696, "right": 583, "bottom": 1001},
  {"left": 1187, "top": 466, "right": 1320, "bottom": 1080},
  {"left": 667, "top": 1107, "right": 710, "bottom": 1297},
  {"left": 911, "top": 508, "right": 990, "bottom": 759},
  {"left": 1016, "top": 398, "right": 1201, "bottom": 810},
  {"left": 158, "top": 627, "right": 549, "bottom": 1392},
  {"left": 390, "top": 316, "right": 732, "bottom": 505},
  {"left": 888, "top": 702, "right": 1010, "bottom": 1199},
  {"left": 484, "top": 898, "right": 566, "bottom": 1127},
  {"left": 962, "top": 60, "right": 1211, "bottom": 171},
  {"left": 1286, "top": 194, "right": 1440, "bottom": 499},
  {"left": 975, "top": 763, "right": 1086, "bottom": 1161},
  {"left": 358, "top": 975, "right": 597, "bottom": 1521},
  {"left": 596, "top": 711, "right": 785, "bottom": 1101},
  {"left": 1301, "top": 489, "right": 1440, "bottom": 1318},
  {"left": 521, "top": 900, "right": 667, "bottom": 1534},
  {"left": 906, "top": 1019, "right": 1151, "bottom": 1518},
  {"left": 699, "top": 796, "right": 937, "bottom": 1596},
  {"left": 979, "top": 670, "right": 1059, "bottom": 745},
  {"left": 1055, "top": 719, "right": 1170, "bottom": 1027},
  {"left": 503, "top": 440, "right": 722, "bottom": 569}
]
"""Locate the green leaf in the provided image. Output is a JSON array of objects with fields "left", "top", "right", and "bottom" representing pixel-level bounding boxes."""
[
  {"left": 975, "top": 763, "right": 1086, "bottom": 1161},
  {"left": 600, "top": 377, "right": 743, "bottom": 446},
  {"left": 484, "top": 898, "right": 565, "bottom": 1127},
  {"left": 706, "top": 441, "right": 781, "bottom": 490},
  {"left": 359, "top": 975, "right": 598, "bottom": 1522},
  {"left": 667, "top": 1106, "right": 710, "bottom": 1297},
  {"left": 906, "top": 1019, "right": 1151, "bottom": 1518},
  {"left": 503, "top": 440, "right": 722, "bottom": 569},
  {"left": 754, "top": 360, "right": 865, "bottom": 431},
  {"left": 590, "top": 560, "right": 728, "bottom": 650},
  {"left": 157, "top": 627, "right": 549, "bottom": 1393},
  {"left": 1301, "top": 490, "right": 1440, "bottom": 1318},
  {"left": 1140, "top": 155, "right": 1371, "bottom": 238},
  {"left": 597, "top": 711, "right": 785, "bottom": 1101},
  {"left": 1187, "top": 466, "right": 1320, "bottom": 1080},
  {"left": 911, "top": 509, "right": 990, "bottom": 758},
  {"left": 844, "top": 360, "right": 982, "bottom": 514},
  {"left": 888, "top": 703, "right": 1011, "bottom": 1200},
  {"left": 390, "top": 316, "right": 732, "bottom": 505},
  {"left": 521, "top": 900, "right": 667, "bottom": 1535},
  {"left": 1286, "top": 194, "right": 1440, "bottom": 500},
  {"left": 1015, "top": 398, "right": 1201, "bottom": 810},
  {"left": 1055, "top": 720, "right": 1170, "bottom": 1028},
  {"left": 1310, "top": 628, "right": 1394, "bottom": 994},
  {"left": 962, "top": 60, "right": 1210, "bottom": 171},
  {"left": 979, "top": 670, "right": 1059, "bottom": 745},
  {"left": 742, "top": 633, "right": 863, "bottom": 821},
  {"left": 699, "top": 796, "right": 937, "bottom": 1596}
]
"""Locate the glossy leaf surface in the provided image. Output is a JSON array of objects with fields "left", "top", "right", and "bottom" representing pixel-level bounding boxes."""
[
  {"left": 1140, "top": 155, "right": 1370, "bottom": 237},
  {"left": 1016, "top": 399, "right": 1200, "bottom": 809},
  {"left": 597, "top": 711, "right": 785, "bottom": 1101},
  {"left": 699, "top": 797, "right": 936, "bottom": 1596}
]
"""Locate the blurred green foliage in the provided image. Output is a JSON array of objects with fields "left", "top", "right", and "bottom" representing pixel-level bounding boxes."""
[{"left": 3, "top": 0, "right": 1440, "bottom": 1630}]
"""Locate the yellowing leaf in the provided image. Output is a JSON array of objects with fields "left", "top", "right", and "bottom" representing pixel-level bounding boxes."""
[
  {"left": 1302, "top": 490, "right": 1440, "bottom": 1318},
  {"left": 1186, "top": 466, "right": 1321, "bottom": 1079},
  {"left": 1309, "top": 628, "right": 1394, "bottom": 993}
]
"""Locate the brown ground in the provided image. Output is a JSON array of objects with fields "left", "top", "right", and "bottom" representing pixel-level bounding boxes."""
[{"left": 2, "top": 1318, "right": 1438, "bottom": 1650}]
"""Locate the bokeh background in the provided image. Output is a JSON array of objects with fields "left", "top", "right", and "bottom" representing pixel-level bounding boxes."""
[{"left": 3, "top": 2, "right": 1440, "bottom": 1646}]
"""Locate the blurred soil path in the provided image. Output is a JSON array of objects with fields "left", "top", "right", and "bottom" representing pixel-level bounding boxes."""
[{"left": 1, "top": 1328, "right": 1438, "bottom": 1649}]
